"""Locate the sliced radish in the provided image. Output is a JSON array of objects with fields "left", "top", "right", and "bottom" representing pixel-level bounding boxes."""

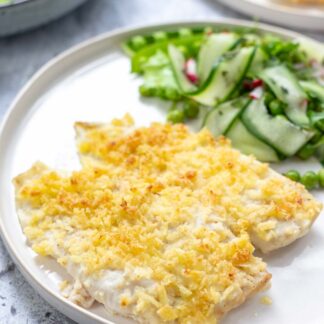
[
  {"left": 309, "top": 58, "right": 319, "bottom": 68},
  {"left": 249, "top": 86, "right": 263, "bottom": 100},
  {"left": 306, "top": 59, "right": 324, "bottom": 85},
  {"left": 301, "top": 98, "right": 308, "bottom": 110},
  {"left": 251, "top": 79, "right": 263, "bottom": 88},
  {"left": 243, "top": 79, "right": 263, "bottom": 91},
  {"left": 313, "top": 67, "right": 324, "bottom": 84},
  {"left": 184, "top": 58, "right": 198, "bottom": 84},
  {"left": 293, "top": 63, "right": 305, "bottom": 70}
]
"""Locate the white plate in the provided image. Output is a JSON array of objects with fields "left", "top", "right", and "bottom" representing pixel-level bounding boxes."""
[
  {"left": 218, "top": 0, "right": 324, "bottom": 31},
  {"left": 0, "top": 20, "right": 324, "bottom": 324}
]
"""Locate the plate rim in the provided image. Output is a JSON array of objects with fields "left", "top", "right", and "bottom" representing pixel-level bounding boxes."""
[
  {"left": 218, "top": 0, "right": 324, "bottom": 31},
  {"left": 0, "top": 18, "right": 323, "bottom": 324}
]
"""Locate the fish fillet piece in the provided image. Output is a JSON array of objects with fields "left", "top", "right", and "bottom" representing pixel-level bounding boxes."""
[
  {"left": 75, "top": 115, "right": 322, "bottom": 253},
  {"left": 14, "top": 161, "right": 270, "bottom": 323}
]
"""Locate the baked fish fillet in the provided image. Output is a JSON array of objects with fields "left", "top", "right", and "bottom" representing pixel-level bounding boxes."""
[
  {"left": 14, "top": 162, "right": 270, "bottom": 323},
  {"left": 75, "top": 115, "right": 322, "bottom": 253}
]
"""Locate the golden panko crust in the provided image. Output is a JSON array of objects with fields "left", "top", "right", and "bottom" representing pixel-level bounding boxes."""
[
  {"left": 75, "top": 114, "right": 322, "bottom": 253},
  {"left": 13, "top": 115, "right": 321, "bottom": 323}
]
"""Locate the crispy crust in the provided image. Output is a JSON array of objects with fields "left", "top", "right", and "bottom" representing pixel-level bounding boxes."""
[
  {"left": 14, "top": 116, "right": 321, "bottom": 322},
  {"left": 13, "top": 161, "right": 49, "bottom": 189},
  {"left": 216, "top": 271, "right": 271, "bottom": 319},
  {"left": 250, "top": 217, "right": 317, "bottom": 253},
  {"left": 14, "top": 162, "right": 271, "bottom": 323},
  {"left": 74, "top": 120, "right": 322, "bottom": 254}
]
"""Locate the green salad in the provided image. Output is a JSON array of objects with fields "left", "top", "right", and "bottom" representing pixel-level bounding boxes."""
[{"left": 123, "top": 26, "right": 324, "bottom": 189}]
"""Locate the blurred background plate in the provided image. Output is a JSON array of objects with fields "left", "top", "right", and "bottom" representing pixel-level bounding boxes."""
[
  {"left": 218, "top": 0, "right": 324, "bottom": 31},
  {"left": 0, "top": 0, "right": 87, "bottom": 36}
]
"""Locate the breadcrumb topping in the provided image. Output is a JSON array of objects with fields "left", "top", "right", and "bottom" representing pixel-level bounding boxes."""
[
  {"left": 260, "top": 296, "right": 272, "bottom": 305},
  {"left": 17, "top": 161, "right": 266, "bottom": 322},
  {"left": 14, "top": 115, "right": 321, "bottom": 322},
  {"left": 76, "top": 115, "right": 321, "bottom": 239}
]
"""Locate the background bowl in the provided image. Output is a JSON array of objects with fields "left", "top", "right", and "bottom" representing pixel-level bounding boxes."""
[{"left": 0, "top": 0, "right": 87, "bottom": 37}]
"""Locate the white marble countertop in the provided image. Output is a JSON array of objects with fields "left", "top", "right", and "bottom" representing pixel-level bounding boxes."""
[{"left": 0, "top": 1, "right": 323, "bottom": 323}]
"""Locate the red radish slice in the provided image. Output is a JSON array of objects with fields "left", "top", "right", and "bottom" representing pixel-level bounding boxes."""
[
  {"left": 293, "top": 63, "right": 305, "bottom": 70},
  {"left": 301, "top": 98, "right": 308, "bottom": 110},
  {"left": 249, "top": 86, "right": 263, "bottom": 100},
  {"left": 313, "top": 67, "right": 324, "bottom": 84},
  {"left": 244, "top": 79, "right": 263, "bottom": 90},
  {"left": 251, "top": 79, "right": 263, "bottom": 88},
  {"left": 310, "top": 59, "right": 319, "bottom": 68},
  {"left": 184, "top": 58, "right": 198, "bottom": 84}
]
